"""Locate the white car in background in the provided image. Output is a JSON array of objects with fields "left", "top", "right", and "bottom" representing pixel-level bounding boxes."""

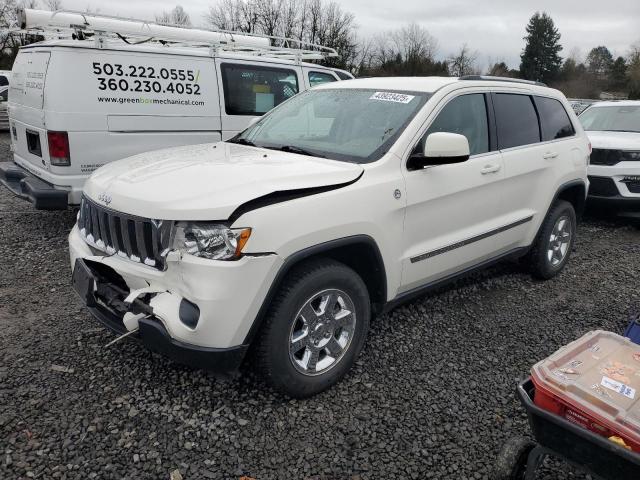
[
  {"left": 0, "top": 70, "right": 10, "bottom": 131},
  {"left": 0, "top": 85, "right": 9, "bottom": 131},
  {"left": 580, "top": 101, "right": 640, "bottom": 217}
]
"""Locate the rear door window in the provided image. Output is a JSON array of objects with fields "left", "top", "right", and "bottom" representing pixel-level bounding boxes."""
[
  {"left": 309, "top": 71, "right": 337, "bottom": 87},
  {"left": 221, "top": 63, "right": 299, "bottom": 116},
  {"left": 535, "top": 96, "right": 575, "bottom": 141},
  {"left": 493, "top": 93, "right": 541, "bottom": 149}
]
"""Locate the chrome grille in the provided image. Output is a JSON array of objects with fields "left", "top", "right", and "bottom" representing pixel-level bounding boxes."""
[{"left": 78, "top": 196, "right": 173, "bottom": 270}]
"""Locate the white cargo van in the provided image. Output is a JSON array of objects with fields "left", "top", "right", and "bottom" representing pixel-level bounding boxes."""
[{"left": 0, "top": 9, "right": 352, "bottom": 209}]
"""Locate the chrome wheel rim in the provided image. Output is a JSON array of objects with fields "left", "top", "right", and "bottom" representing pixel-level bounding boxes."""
[
  {"left": 288, "top": 289, "right": 357, "bottom": 376},
  {"left": 547, "top": 216, "right": 571, "bottom": 267}
]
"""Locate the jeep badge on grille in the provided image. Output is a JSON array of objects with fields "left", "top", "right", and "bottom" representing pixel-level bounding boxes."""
[{"left": 98, "top": 193, "right": 112, "bottom": 206}]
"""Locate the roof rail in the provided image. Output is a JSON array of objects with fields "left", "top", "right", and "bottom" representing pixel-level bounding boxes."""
[
  {"left": 12, "top": 8, "right": 339, "bottom": 62},
  {"left": 459, "top": 75, "right": 547, "bottom": 87}
]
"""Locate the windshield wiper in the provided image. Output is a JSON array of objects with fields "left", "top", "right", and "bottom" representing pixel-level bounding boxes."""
[
  {"left": 266, "top": 145, "right": 325, "bottom": 158},
  {"left": 227, "top": 137, "right": 257, "bottom": 147}
]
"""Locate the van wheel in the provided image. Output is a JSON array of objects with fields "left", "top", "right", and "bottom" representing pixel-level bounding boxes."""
[
  {"left": 526, "top": 200, "right": 576, "bottom": 279},
  {"left": 256, "top": 259, "right": 370, "bottom": 398}
]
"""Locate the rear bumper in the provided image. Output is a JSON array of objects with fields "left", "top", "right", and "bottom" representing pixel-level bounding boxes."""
[
  {"left": 0, "top": 161, "right": 68, "bottom": 209},
  {"left": 73, "top": 257, "right": 249, "bottom": 375}
]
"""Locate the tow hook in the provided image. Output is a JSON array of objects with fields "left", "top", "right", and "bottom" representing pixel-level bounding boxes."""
[{"left": 103, "top": 286, "right": 165, "bottom": 348}]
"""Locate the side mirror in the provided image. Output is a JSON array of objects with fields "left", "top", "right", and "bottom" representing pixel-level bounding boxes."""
[{"left": 407, "top": 132, "right": 470, "bottom": 171}]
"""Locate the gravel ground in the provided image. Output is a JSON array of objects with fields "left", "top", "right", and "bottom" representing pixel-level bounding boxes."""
[{"left": 1, "top": 131, "right": 639, "bottom": 480}]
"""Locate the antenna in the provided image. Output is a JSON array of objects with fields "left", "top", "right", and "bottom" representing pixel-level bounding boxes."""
[{"left": 14, "top": 8, "right": 339, "bottom": 61}]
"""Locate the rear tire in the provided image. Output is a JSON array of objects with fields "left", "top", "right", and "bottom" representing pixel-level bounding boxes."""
[
  {"left": 526, "top": 200, "right": 576, "bottom": 280},
  {"left": 255, "top": 259, "right": 370, "bottom": 398}
]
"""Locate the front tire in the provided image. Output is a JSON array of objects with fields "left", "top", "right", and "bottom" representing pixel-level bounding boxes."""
[
  {"left": 526, "top": 200, "right": 577, "bottom": 280},
  {"left": 256, "top": 259, "right": 370, "bottom": 398}
]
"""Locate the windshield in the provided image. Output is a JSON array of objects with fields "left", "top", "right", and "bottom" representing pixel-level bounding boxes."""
[
  {"left": 229, "top": 88, "right": 430, "bottom": 163},
  {"left": 579, "top": 105, "right": 640, "bottom": 133}
]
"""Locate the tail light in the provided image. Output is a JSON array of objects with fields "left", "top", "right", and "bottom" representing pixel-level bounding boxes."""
[{"left": 47, "top": 131, "right": 70, "bottom": 166}]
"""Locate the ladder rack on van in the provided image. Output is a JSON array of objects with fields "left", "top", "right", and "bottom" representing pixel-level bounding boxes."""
[{"left": 12, "top": 8, "right": 339, "bottom": 62}]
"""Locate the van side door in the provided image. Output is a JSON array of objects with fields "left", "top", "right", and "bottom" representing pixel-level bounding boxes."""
[
  {"left": 215, "top": 59, "right": 303, "bottom": 140},
  {"left": 400, "top": 91, "right": 510, "bottom": 292}
]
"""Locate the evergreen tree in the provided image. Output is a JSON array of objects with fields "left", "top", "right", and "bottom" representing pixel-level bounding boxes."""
[
  {"left": 628, "top": 46, "right": 640, "bottom": 100},
  {"left": 610, "top": 56, "right": 627, "bottom": 89},
  {"left": 520, "top": 12, "right": 563, "bottom": 83},
  {"left": 488, "top": 62, "right": 511, "bottom": 77}
]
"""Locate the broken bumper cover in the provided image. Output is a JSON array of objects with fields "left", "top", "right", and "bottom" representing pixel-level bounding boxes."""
[
  {"left": 0, "top": 161, "right": 69, "bottom": 210},
  {"left": 72, "top": 257, "right": 249, "bottom": 375}
]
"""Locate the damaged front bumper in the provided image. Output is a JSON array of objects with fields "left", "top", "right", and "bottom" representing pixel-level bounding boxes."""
[
  {"left": 68, "top": 225, "right": 281, "bottom": 375},
  {"left": 72, "top": 257, "right": 249, "bottom": 375}
]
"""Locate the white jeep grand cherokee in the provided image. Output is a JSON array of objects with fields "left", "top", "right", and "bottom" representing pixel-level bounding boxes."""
[
  {"left": 69, "top": 76, "right": 590, "bottom": 397},
  {"left": 578, "top": 101, "right": 640, "bottom": 216}
]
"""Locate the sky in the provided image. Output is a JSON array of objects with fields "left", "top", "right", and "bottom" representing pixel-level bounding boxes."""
[{"left": 51, "top": 0, "right": 640, "bottom": 69}]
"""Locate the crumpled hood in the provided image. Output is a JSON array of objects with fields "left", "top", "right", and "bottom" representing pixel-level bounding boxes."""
[
  {"left": 84, "top": 142, "right": 363, "bottom": 221},
  {"left": 586, "top": 131, "right": 640, "bottom": 150}
]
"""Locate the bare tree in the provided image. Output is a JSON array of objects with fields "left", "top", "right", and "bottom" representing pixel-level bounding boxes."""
[
  {"left": 448, "top": 43, "right": 479, "bottom": 76},
  {"left": 155, "top": 5, "right": 191, "bottom": 27},
  {"left": 0, "top": 0, "right": 44, "bottom": 68},
  {"left": 206, "top": 0, "right": 260, "bottom": 33},
  {"left": 280, "top": 0, "right": 300, "bottom": 40},
  {"left": 205, "top": 0, "right": 245, "bottom": 31},
  {"left": 358, "top": 22, "right": 444, "bottom": 76},
  {"left": 390, "top": 23, "right": 437, "bottom": 64},
  {"left": 204, "top": 0, "right": 357, "bottom": 69},
  {"left": 44, "top": 0, "right": 62, "bottom": 10},
  {"left": 255, "top": 0, "right": 282, "bottom": 37}
]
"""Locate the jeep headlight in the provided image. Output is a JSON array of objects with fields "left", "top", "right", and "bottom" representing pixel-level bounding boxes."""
[
  {"left": 622, "top": 151, "right": 640, "bottom": 161},
  {"left": 173, "top": 223, "right": 251, "bottom": 260}
]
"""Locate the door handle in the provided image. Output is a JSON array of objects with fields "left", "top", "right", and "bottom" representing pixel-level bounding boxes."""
[
  {"left": 480, "top": 164, "right": 501, "bottom": 175},
  {"left": 543, "top": 152, "right": 559, "bottom": 160}
]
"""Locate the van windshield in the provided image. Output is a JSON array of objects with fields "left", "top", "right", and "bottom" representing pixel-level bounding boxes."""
[
  {"left": 579, "top": 105, "right": 640, "bottom": 133},
  {"left": 229, "top": 88, "right": 430, "bottom": 163}
]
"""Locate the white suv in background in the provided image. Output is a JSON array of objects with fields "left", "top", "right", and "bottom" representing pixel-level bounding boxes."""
[
  {"left": 69, "top": 76, "right": 589, "bottom": 397},
  {"left": 579, "top": 101, "right": 640, "bottom": 217}
]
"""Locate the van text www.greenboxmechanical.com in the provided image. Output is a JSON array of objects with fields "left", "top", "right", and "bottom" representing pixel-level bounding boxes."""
[{"left": 97, "top": 96, "right": 205, "bottom": 106}]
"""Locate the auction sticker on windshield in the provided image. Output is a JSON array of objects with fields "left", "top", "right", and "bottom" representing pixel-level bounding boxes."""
[{"left": 370, "top": 92, "right": 415, "bottom": 104}]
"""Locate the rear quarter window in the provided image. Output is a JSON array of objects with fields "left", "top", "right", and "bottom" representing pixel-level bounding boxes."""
[
  {"left": 335, "top": 71, "right": 353, "bottom": 81},
  {"left": 221, "top": 63, "right": 299, "bottom": 116},
  {"left": 309, "top": 71, "right": 337, "bottom": 87},
  {"left": 535, "top": 96, "right": 575, "bottom": 141},
  {"left": 493, "top": 93, "right": 541, "bottom": 149}
]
